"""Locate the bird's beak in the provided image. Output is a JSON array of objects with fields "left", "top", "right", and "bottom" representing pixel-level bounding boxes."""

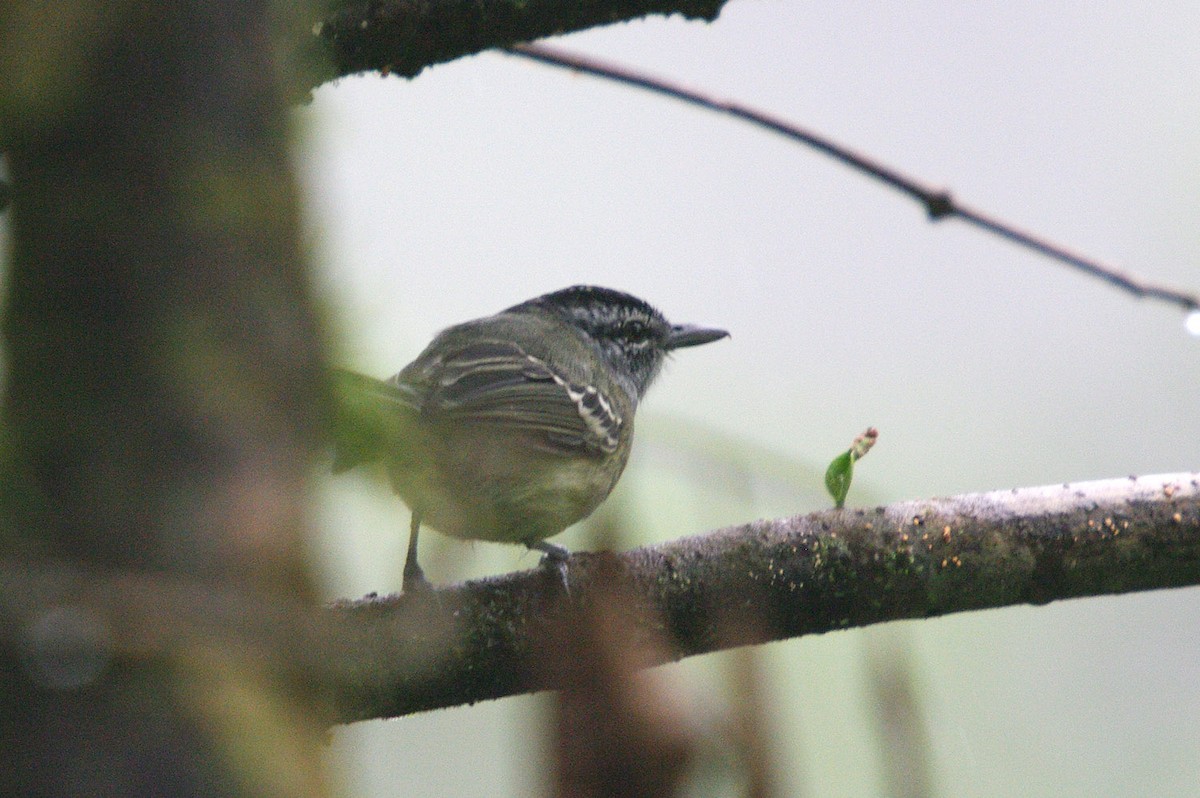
[{"left": 665, "top": 324, "right": 730, "bottom": 350}]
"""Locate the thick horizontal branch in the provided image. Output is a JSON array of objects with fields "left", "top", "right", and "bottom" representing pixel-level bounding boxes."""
[
  {"left": 298, "top": 0, "right": 727, "bottom": 89},
  {"left": 2, "top": 473, "right": 1197, "bottom": 725}
]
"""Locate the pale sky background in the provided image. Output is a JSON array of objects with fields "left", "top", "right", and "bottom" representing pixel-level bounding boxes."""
[{"left": 296, "top": 3, "right": 1200, "bottom": 796}]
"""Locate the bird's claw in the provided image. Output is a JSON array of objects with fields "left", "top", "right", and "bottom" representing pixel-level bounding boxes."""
[
  {"left": 527, "top": 540, "right": 571, "bottom": 595},
  {"left": 402, "top": 559, "right": 432, "bottom": 595}
]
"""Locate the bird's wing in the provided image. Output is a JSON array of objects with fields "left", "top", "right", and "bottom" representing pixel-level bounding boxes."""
[{"left": 407, "top": 340, "right": 623, "bottom": 456}]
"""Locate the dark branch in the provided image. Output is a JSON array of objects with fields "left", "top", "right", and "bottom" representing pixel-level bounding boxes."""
[
  {"left": 505, "top": 43, "right": 1200, "bottom": 314},
  {"left": 299, "top": 0, "right": 728, "bottom": 89},
  {"left": 2, "top": 473, "right": 1197, "bottom": 725}
]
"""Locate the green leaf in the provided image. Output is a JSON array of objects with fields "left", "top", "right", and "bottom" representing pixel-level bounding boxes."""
[{"left": 825, "top": 449, "right": 854, "bottom": 509}]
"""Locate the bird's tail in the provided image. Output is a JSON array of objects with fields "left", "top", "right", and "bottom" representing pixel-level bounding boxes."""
[{"left": 328, "top": 368, "right": 419, "bottom": 474}]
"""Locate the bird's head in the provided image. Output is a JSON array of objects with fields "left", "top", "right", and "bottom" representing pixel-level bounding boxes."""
[{"left": 510, "top": 285, "right": 729, "bottom": 398}]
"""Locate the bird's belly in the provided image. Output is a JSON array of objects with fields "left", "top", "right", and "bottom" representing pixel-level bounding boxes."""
[{"left": 395, "top": 454, "right": 621, "bottom": 544}]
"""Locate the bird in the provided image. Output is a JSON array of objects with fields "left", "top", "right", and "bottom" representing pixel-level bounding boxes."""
[{"left": 331, "top": 285, "right": 729, "bottom": 591}]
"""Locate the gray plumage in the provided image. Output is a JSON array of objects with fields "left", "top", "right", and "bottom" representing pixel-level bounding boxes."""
[{"left": 332, "top": 285, "right": 728, "bottom": 587}]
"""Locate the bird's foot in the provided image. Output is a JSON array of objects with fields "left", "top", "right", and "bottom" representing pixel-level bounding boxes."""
[
  {"left": 402, "top": 558, "right": 432, "bottom": 595},
  {"left": 527, "top": 540, "right": 571, "bottom": 594}
]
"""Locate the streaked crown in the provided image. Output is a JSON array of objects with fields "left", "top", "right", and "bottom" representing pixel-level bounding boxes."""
[{"left": 508, "top": 285, "right": 727, "bottom": 399}]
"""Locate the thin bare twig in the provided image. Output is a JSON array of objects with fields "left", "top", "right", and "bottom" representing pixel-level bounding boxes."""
[{"left": 505, "top": 42, "right": 1199, "bottom": 313}]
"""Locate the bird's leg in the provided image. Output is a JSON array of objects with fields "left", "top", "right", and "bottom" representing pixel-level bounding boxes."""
[
  {"left": 402, "top": 511, "right": 430, "bottom": 592},
  {"left": 527, "top": 539, "right": 570, "bottom": 562},
  {"left": 526, "top": 539, "right": 570, "bottom": 592}
]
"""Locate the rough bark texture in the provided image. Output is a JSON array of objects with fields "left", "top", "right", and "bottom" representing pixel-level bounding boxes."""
[
  {"left": 326, "top": 472, "right": 1200, "bottom": 721},
  {"left": 2, "top": 475, "right": 1196, "bottom": 727},
  {"left": 292, "top": 0, "right": 729, "bottom": 93}
]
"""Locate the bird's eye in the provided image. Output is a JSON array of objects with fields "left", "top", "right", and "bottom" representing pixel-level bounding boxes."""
[{"left": 620, "top": 320, "right": 651, "bottom": 342}]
